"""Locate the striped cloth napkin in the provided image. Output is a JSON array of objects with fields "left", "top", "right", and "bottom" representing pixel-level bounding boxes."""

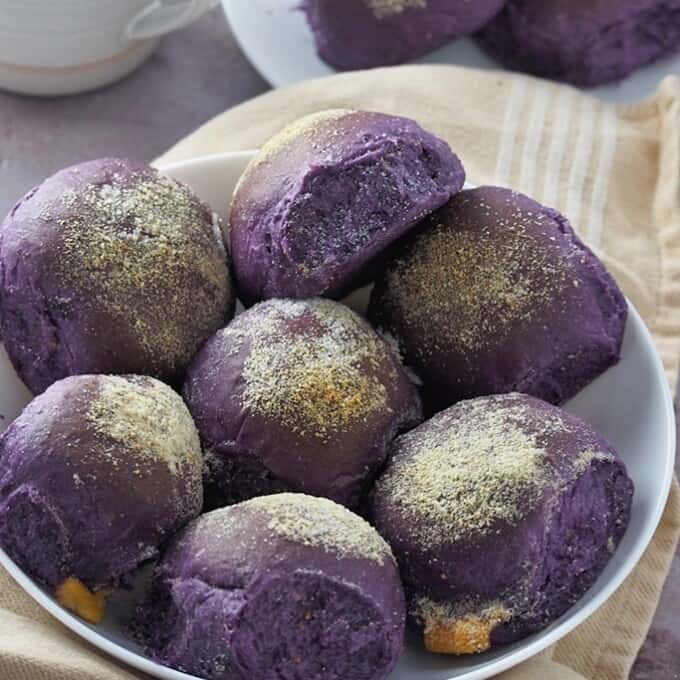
[{"left": 2, "top": 65, "right": 679, "bottom": 680}]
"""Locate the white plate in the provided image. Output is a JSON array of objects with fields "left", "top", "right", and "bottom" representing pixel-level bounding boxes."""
[
  {"left": 223, "top": 0, "right": 680, "bottom": 103},
  {"left": 0, "top": 150, "right": 675, "bottom": 680}
]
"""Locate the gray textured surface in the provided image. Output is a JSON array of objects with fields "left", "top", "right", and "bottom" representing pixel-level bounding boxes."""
[
  {"left": 0, "top": 9, "right": 268, "bottom": 212},
  {"left": 0, "top": 7, "right": 676, "bottom": 678}
]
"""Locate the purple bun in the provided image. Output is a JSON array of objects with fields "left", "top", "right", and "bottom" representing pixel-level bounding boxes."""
[
  {"left": 303, "top": 0, "right": 507, "bottom": 70},
  {"left": 0, "top": 375, "right": 202, "bottom": 591},
  {"left": 136, "top": 493, "right": 405, "bottom": 680},
  {"left": 370, "top": 393, "right": 634, "bottom": 654},
  {"left": 183, "top": 298, "right": 422, "bottom": 509},
  {"left": 229, "top": 110, "right": 465, "bottom": 304},
  {"left": 0, "top": 158, "right": 233, "bottom": 394},
  {"left": 368, "top": 186, "right": 627, "bottom": 411},
  {"left": 477, "top": 0, "right": 680, "bottom": 86}
]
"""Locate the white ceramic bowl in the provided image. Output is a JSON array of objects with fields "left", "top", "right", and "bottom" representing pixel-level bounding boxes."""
[
  {"left": 0, "top": 150, "right": 675, "bottom": 680},
  {"left": 223, "top": 0, "right": 680, "bottom": 104}
]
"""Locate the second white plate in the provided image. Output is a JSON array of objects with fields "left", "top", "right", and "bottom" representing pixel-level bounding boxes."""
[{"left": 223, "top": 0, "right": 680, "bottom": 103}]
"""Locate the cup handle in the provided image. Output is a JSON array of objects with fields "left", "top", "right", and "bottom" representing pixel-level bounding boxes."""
[{"left": 124, "top": 0, "right": 220, "bottom": 42}]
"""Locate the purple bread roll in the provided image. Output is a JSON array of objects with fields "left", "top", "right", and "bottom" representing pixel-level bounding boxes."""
[
  {"left": 303, "top": 0, "right": 507, "bottom": 70},
  {"left": 370, "top": 393, "right": 634, "bottom": 654},
  {"left": 0, "top": 374, "right": 202, "bottom": 622},
  {"left": 183, "top": 298, "right": 422, "bottom": 509},
  {"left": 476, "top": 0, "right": 680, "bottom": 86},
  {"left": 0, "top": 158, "right": 233, "bottom": 394},
  {"left": 136, "top": 493, "right": 405, "bottom": 680},
  {"left": 368, "top": 186, "right": 627, "bottom": 411},
  {"left": 229, "top": 109, "right": 464, "bottom": 303}
]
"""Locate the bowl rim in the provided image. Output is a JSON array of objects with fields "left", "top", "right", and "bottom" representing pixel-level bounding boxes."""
[{"left": 0, "top": 150, "right": 675, "bottom": 680}]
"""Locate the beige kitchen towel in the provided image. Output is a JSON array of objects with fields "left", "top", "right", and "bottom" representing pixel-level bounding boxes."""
[{"left": 2, "top": 65, "right": 679, "bottom": 680}]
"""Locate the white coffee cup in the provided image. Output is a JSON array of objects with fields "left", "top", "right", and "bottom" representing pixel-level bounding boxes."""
[{"left": 0, "top": 0, "right": 219, "bottom": 96}]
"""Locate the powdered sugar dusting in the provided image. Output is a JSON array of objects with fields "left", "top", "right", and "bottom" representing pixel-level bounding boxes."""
[
  {"left": 234, "top": 109, "right": 354, "bottom": 198},
  {"left": 375, "top": 395, "right": 550, "bottom": 547},
  {"left": 222, "top": 299, "right": 396, "bottom": 442},
  {"left": 366, "top": 0, "right": 427, "bottom": 19},
  {"left": 574, "top": 449, "right": 615, "bottom": 473},
  {"left": 255, "top": 493, "right": 394, "bottom": 564},
  {"left": 87, "top": 376, "right": 201, "bottom": 477},
  {"left": 40, "top": 165, "right": 231, "bottom": 376},
  {"left": 376, "top": 188, "right": 570, "bottom": 360}
]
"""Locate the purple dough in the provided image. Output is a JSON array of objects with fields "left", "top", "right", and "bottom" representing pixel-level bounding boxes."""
[
  {"left": 135, "top": 493, "right": 405, "bottom": 680},
  {"left": 477, "top": 0, "right": 680, "bottom": 86},
  {"left": 183, "top": 298, "right": 422, "bottom": 509},
  {"left": 368, "top": 186, "right": 627, "bottom": 411},
  {"left": 370, "top": 393, "right": 634, "bottom": 654},
  {"left": 229, "top": 109, "right": 464, "bottom": 304},
  {"left": 0, "top": 158, "right": 234, "bottom": 394},
  {"left": 0, "top": 374, "right": 203, "bottom": 591},
  {"left": 303, "top": 0, "right": 507, "bottom": 70}
]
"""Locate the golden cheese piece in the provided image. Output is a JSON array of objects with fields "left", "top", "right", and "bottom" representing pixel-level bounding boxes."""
[
  {"left": 56, "top": 577, "right": 106, "bottom": 624},
  {"left": 423, "top": 607, "right": 511, "bottom": 655}
]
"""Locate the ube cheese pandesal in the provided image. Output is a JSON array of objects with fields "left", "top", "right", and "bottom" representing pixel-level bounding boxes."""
[
  {"left": 0, "top": 158, "right": 233, "bottom": 394},
  {"left": 183, "top": 298, "right": 422, "bottom": 509},
  {"left": 477, "top": 0, "right": 680, "bottom": 86},
  {"left": 370, "top": 393, "right": 633, "bottom": 654},
  {"left": 229, "top": 109, "right": 464, "bottom": 303},
  {"left": 369, "top": 186, "right": 627, "bottom": 411},
  {"left": 137, "top": 493, "right": 406, "bottom": 680},
  {"left": 0, "top": 375, "right": 203, "bottom": 623},
  {"left": 303, "top": 0, "right": 507, "bottom": 70}
]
